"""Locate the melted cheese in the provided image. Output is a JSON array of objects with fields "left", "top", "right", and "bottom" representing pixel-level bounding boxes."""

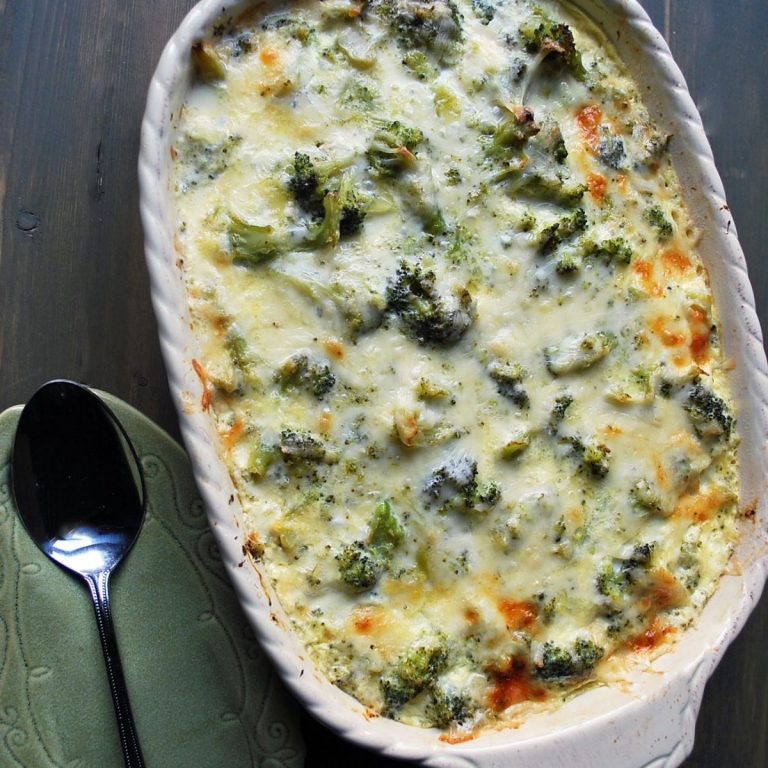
[{"left": 173, "top": 0, "right": 739, "bottom": 734}]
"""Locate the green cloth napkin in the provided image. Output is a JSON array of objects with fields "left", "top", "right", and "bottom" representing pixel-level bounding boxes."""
[{"left": 0, "top": 393, "right": 305, "bottom": 768}]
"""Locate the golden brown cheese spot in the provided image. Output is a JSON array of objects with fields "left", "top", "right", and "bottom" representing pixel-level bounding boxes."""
[
  {"left": 439, "top": 731, "right": 477, "bottom": 745},
  {"left": 632, "top": 259, "right": 662, "bottom": 297},
  {"left": 497, "top": 600, "right": 538, "bottom": 632},
  {"left": 575, "top": 103, "right": 602, "bottom": 151},
  {"left": 640, "top": 569, "right": 689, "bottom": 612},
  {"left": 654, "top": 458, "right": 670, "bottom": 491},
  {"left": 352, "top": 606, "right": 380, "bottom": 635},
  {"left": 587, "top": 172, "right": 608, "bottom": 203},
  {"left": 488, "top": 658, "right": 547, "bottom": 712},
  {"left": 259, "top": 46, "right": 280, "bottom": 66},
  {"left": 464, "top": 606, "right": 481, "bottom": 625},
  {"left": 318, "top": 409, "right": 333, "bottom": 435},
  {"left": 688, "top": 304, "right": 711, "bottom": 364},
  {"left": 627, "top": 617, "right": 676, "bottom": 652},
  {"left": 323, "top": 337, "right": 345, "bottom": 360},
  {"left": 675, "top": 485, "right": 734, "bottom": 523},
  {"left": 221, "top": 418, "right": 245, "bottom": 452},
  {"left": 650, "top": 316, "right": 686, "bottom": 348},
  {"left": 660, "top": 248, "right": 692, "bottom": 277}
]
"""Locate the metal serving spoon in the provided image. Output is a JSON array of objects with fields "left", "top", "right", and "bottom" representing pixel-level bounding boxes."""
[{"left": 11, "top": 380, "right": 147, "bottom": 768}]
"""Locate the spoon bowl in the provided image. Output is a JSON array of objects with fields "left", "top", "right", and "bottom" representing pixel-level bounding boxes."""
[{"left": 12, "top": 380, "right": 147, "bottom": 768}]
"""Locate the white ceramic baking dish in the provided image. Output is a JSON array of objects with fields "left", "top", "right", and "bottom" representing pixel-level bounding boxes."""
[{"left": 139, "top": 2, "right": 768, "bottom": 766}]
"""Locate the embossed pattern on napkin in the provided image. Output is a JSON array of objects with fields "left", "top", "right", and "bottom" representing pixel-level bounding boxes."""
[{"left": 0, "top": 396, "right": 305, "bottom": 768}]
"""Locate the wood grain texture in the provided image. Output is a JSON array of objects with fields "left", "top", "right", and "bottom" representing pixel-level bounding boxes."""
[
  {"left": 0, "top": 1, "right": 766, "bottom": 767},
  {"left": 0, "top": 0, "right": 190, "bottom": 440},
  {"left": 664, "top": 5, "right": 768, "bottom": 766}
]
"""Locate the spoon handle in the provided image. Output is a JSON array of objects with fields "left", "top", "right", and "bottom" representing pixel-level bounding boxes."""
[{"left": 85, "top": 571, "right": 146, "bottom": 768}]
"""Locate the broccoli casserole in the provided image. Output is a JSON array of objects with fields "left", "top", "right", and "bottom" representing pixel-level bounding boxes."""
[{"left": 172, "top": 0, "right": 740, "bottom": 733}]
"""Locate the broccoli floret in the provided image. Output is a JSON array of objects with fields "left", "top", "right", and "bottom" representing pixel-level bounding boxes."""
[
  {"left": 366, "top": 120, "right": 425, "bottom": 177},
  {"left": 379, "top": 0, "right": 463, "bottom": 63},
  {"left": 337, "top": 500, "right": 405, "bottom": 590},
  {"left": 517, "top": 211, "right": 537, "bottom": 232},
  {"left": 470, "top": 0, "right": 495, "bottom": 25},
  {"left": 596, "top": 567, "right": 625, "bottom": 601},
  {"left": 535, "top": 593, "right": 558, "bottom": 623},
  {"left": 402, "top": 49, "right": 436, "bottom": 80},
  {"left": 574, "top": 639, "right": 604, "bottom": 670},
  {"left": 487, "top": 361, "right": 529, "bottom": 408},
  {"left": 304, "top": 174, "right": 367, "bottom": 247},
  {"left": 424, "top": 454, "right": 477, "bottom": 506},
  {"left": 630, "top": 479, "right": 665, "bottom": 515},
  {"left": 554, "top": 251, "right": 581, "bottom": 275},
  {"left": 530, "top": 117, "right": 568, "bottom": 163},
  {"left": 176, "top": 133, "right": 240, "bottom": 190},
  {"left": 489, "top": 115, "right": 581, "bottom": 207},
  {"left": 561, "top": 435, "right": 610, "bottom": 478},
  {"left": 545, "top": 331, "right": 615, "bottom": 376},
  {"left": 276, "top": 352, "right": 336, "bottom": 399},
  {"left": 677, "top": 540, "right": 701, "bottom": 591},
  {"left": 552, "top": 136, "right": 568, "bottom": 163},
  {"left": 423, "top": 455, "right": 501, "bottom": 515},
  {"left": 519, "top": 12, "right": 586, "bottom": 81},
  {"left": 247, "top": 442, "right": 279, "bottom": 479},
  {"left": 475, "top": 480, "right": 502, "bottom": 509},
  {"left": 547, "top": 393, "right": 573, "bottom": 435},
  {"left": 596, "top": 543, "right": 655, "bottom": 601},
  {"left": 632, "top": 120, "right": 671, "bottom": 169},
  {"left": 285, "top": 153, "right": 367, "bottom": 245},
  {"left": 380, "top": 641, "right": 448, "bottom": 714},
  {"left": 535, "top": 639, "right": 604, "bottom": 681},
  {"left": 644, "top": 205, "right": 674, "bottom": 242},
  {"left": 225, "top": 326, "right": 262, "bottom": 386},
  {"left": 501, "top": 171, "right": 586, "bottom": 207},
  {"left": 445, "top": 167, "right": 462, "bottom": 186},
  {"left": 535, "top": 642, "right": 575, "bottom": 680},
  {"left": 525, "top": 174, "right": 586, "bottom": 206},
  {"left": 228, "top": 214, "right": 293, "bottom": 265},
  {"left": 287, "top": 152, "right": 321, "bottom": 214},
  {"left": 488, "top": 106, "right": 540, "bottom": 158},
  {"left": 400, "top": 178, "right": 447, "bottom": 236},
  {"left": 582, "top": 237, "right": 633, "bottom": 266},
  {"left": 683, "top": 380, "right": 733, "bottom": 439},
  {"left": 340, "top": 77, "right": 379, "bottom": 111},
  {"left": 386, "top": 261, "right": 475, "bottom": 345},
  {"left": 537, "top": 209, "right": 587, "bottom": 255},
  {"left": 337, "top": 540, "right": 382, "bottom": 589},
  {"left": 287, "top": 152, "right": 363, "bottom": 231},
  {"left": 329, "top": 277, "right": 387, "bottom": 338},
  {"left": 287, "top": 152, "right": 350, "bottom": 216},
  {"left": 596, "top": 132, "right": 626, "bottom": 170},
  {"left": 338, "top": 185, "right": 368, "bottom": 236},
  {"left": 279, "top": 429, "right": 327, "bottom": 463},
  {"left": 427, "top": 685, "right": 476, "bottom": 727},
  {"left": 368, "top": 499, "right": 405, "bottom": 554}
]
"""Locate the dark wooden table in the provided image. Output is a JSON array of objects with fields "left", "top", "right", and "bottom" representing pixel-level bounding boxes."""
[{"left": 1, "top": 1, "right": 765, "bottom": 766}]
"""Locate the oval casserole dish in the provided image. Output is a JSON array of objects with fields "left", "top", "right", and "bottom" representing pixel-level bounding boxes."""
[{"left": 139, "top": 2, "right": 768, "bottom": 766}]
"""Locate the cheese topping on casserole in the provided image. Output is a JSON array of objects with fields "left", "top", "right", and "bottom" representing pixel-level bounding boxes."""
[{"left": 173, "top": 0, "right": 739, "bottom": 732}]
